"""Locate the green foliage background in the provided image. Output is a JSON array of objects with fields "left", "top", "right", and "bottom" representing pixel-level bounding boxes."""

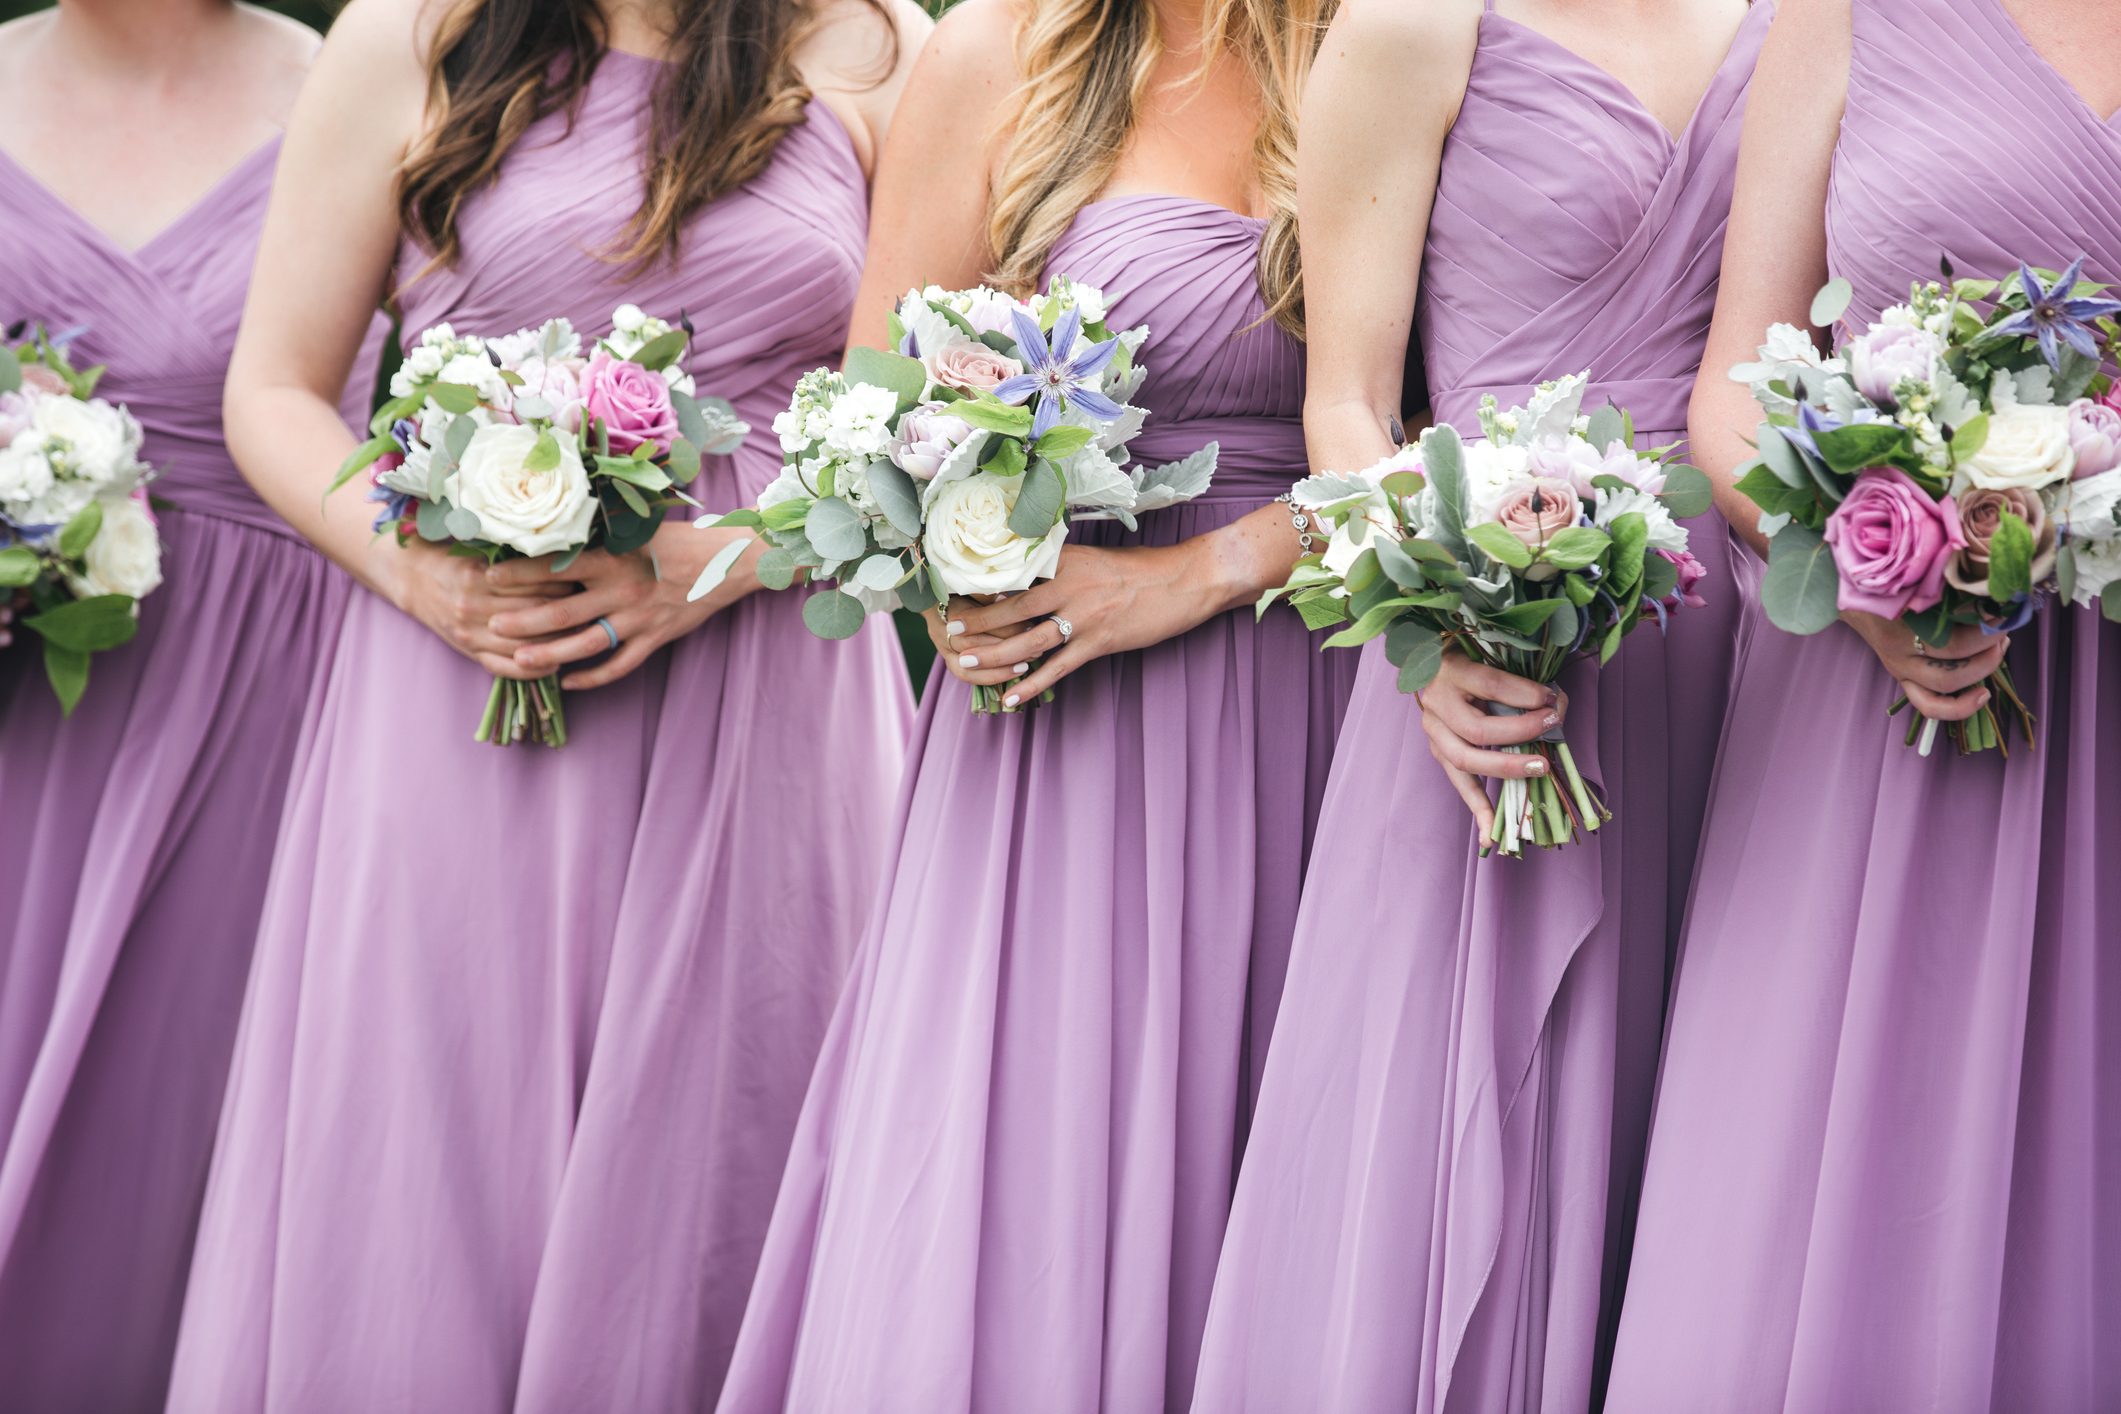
[{"left": 2, "top": 0, "right": 952, "bottom": 684}]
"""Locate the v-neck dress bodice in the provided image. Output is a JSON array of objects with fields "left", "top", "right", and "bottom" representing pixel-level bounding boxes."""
[
  {"left": 0, "top": 133, "right": 387, "bottom": 1410},
  {"left": 1191, "top": 7, "right": 1772, "bottom": 1411},
  {"left": 1611, "top": 0, "right": 2121, "bottom": 1406}
]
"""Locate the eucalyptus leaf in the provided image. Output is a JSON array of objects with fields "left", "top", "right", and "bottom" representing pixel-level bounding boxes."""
[
  {"left": 629, "top": 328, "right": 688, "bottom": 372},
  {"left": 426, "top": 381, "right": 482, "bottom": 415},
  {"left": 1757, "top": 425, "right": 1813, "bottom": 490},
  {"left": 845, "top": 346, "right": 930, "bottom": 409},
  {"left": 1810, "top": 277, "right": 1854, "bottom": 328},
  {"left": 1372, "top": 534, "right": 1423, "bottom": 590},
  {"left": 0, "top": 345, "right": 19, "bottom": 395},
  {"left": 1420, "top": 425, "right": 1469, "bottom": 554},
  {"left": 1384, "top": 620, "right": 1445, "bottom": 693},
  {"left": 610, "top": 478, "right": 651, "bottom": 519},
  {"left": 1760, "top": 521, "right": 1841, "bottom": 634},
  {"left": 853, "top": 553, "right": 907, "bottom": 593},
  {"left": 866, "top": 458, "right": 925, "bottom": 540},
  {"left": 1657, "top": 463, "right": 1714, "bottom": 520},
  {"left": 444, "top": 508, "right": 486, "bottom": 541},
  {"left": 801, "top": 588, "right": 868, "bottom": 640},
  {"left": 415, "top": 500, "right": 454, "bottom": 542},
  {"left": 1008, "top": 458, "right": 1066, "bottom": 540},
  {"left": 1585, "top": 405, "right": 1629, "bottom": 453},
  {"left": 804, "top": 494, "right": 870, "bottom": 562},
  {"left": 666, "top": 438, "right": 703, "bottom": 485},
  {"left": 755, "top": 546, "right": 798, "bottom": 591},
  {"left": 547, "top": 545, "right": 584, "bottom": 575},
  {"left": 686, "top": 535, "right": 751, "bottom": 603}
]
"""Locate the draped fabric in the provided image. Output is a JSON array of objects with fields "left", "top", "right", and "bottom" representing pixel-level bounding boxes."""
[
  {"left": 1609, "top": 1, "right": 2121, "bottom": 1407},
  {"left": 1191, "top": 8, "right": 1770, "bottom": 1411},
  {"left": 166, "top": 60, "right": 911, "bottom": 1413},
  {"left": 718, "top": 194, "right": 1359, "bottom": 1413},
  {"left": 0, "top": 137, "right": 385, "bottom": 1412}
]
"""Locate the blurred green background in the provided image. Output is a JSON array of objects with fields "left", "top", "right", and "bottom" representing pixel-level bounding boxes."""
[{"left": 2, "top": 0, "right": 948, "bottom": 685}]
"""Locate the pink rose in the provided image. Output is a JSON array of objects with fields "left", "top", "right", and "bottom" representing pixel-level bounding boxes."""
[
  {"left": 583, "top": 350, "right": 678, "bottom": 454},
  {"left": 19, "top": 365, "right": 66, "bottom": 397},
  {"left": 888, "top": 403, "right": 974, "bottom": 480},
  {"left": 926, "top": 338, "right": 1022, "bottom": 394},
  {"left": 1846, "top": 323, "right": 1940, "bottom": 404},
  {"left": 1527, "top": 435, "right": 1662, "bottom": 496},
  {"left": 512, "top": 355, "right": 589, "bottom": 434},
  {"left": 2067, "top": 397, "right": 2121, "bottom": 479},
  {"left": 1492, "top": 476, "right": 1582, "bottom": 549},
  {"left": 1822, "top": 466, "right": 1964, "bottom": 618},
  {"left": 1944, "top": 484, "right": 2057, "bottom": 597},
  {"left": 1658, "top": 548, "right": 1708, "bottom": 609}
]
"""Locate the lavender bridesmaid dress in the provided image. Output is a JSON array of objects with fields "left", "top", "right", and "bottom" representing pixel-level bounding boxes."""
[
  {"left": 165, "top": 62, "right": 910, "bottom": 1413},
  {"left": 0, "top": 139, "right": 384, "bottom": 1411},
  {"left": 717, "top": 195, "right": 1359, "bottom": 1413},
  {"left": 1190, "top": 8, "right": 1771, "bottom": 1411},
  {"left": 1607, "top": 2, "right": 2121, "bottom": 1406}
]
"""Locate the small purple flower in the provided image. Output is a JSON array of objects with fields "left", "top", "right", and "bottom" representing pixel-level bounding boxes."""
[
  {"left": 1993, "top": 258, "right": 2121, "bottom": 370},
  {"left": 991, "top": 306, "right": 1123, "bottom": 439}
]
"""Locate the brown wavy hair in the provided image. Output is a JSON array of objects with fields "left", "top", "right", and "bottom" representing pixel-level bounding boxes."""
[
  {"left": 397, "top": 0, "right": 894, "bottom": 272},
  {"left": 987, "top": 0, "right": 1334, "bottom": 337}
]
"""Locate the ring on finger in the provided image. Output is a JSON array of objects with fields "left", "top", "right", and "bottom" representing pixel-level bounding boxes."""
[{"left": 1050, "top": 614, "right": 1074, "bottom": 643}]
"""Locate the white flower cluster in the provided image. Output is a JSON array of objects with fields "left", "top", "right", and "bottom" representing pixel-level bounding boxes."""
[{"left": 0, "top": 387, "right": 150, "bottom": 533}]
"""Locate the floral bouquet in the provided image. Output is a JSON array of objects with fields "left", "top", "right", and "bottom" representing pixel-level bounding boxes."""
[
  {"left": 1260, "top": 374, "right": 1714, "bottom": 856},
  {"left": 333, "top": 305, "right": 747, "bottom": 747},
  {"left": 1731, "top": 260, "right": 2121, "bottom": 756},
  {"left": 692, "top": 278, "right": 1218, "bottom": 713},
  {"left": 0, "top": 325, "right": 163, "bottom": 714}
]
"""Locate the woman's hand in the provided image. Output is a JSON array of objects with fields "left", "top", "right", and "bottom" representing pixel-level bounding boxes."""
[
  {"left": 487, "top": 523, "right": 763, "bottom": 690},
  {"left": 386, "top": 540, "right": 575, "bottom": 680},
  {"left": 1842, "top": 612, "right": 2007, "bottom": 722},
  {"left": 941, "top": 541, "right": 1232, "bottom": 705},
  {"left": 1416, "top": 648, "right": 1565, "bottom": 837}
]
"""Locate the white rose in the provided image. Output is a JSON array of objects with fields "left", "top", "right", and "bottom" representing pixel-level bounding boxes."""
[
  {"left": 922, "top": 470, "right": 1067, "bottom": 595},
  {"left": 32, "top": 395, "right": 141, "bottom": 486},
  {"left": 67, "top": 492, "right": 162, "bottom": 600},
  {"left": 1964, "top": 402, "right": 2075, "bottom": 490},
  {"left": 444, "top": 423, "right": 595, "bottom": 556}
]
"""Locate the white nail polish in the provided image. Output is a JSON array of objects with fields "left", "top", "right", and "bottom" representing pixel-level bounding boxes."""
[
  {"left": 1526, "top": 759, "right": 1547, "bottom": 776},
  {"left": 1004, "top": 693, "right": 1021, "bottom": 707},
  {"left": 1013, "top": 663, "right": 1029, "bottom": 674},
  {"left": 959, "top": 653, "right": 978, "bottom": 668},
  {"left": 946, "top": 620, "right": 965, "bottom": 635},
  {"left": 1543, "top": 712, "right": 1560, "bottom": 727}
]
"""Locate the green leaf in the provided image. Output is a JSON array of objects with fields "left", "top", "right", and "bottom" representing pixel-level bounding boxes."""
[
  {"left": 1760, "top": 520, "right": 1841, "bottom": 634},
  {"left": 1950, "top": 412, "right": 1990, "bottom": 463},
  {"left": 1986, "top": 509, "right": 2035, "bottom": 601},
  {"left": 1757, "top": 425, "right": 1813, "bottom": 489},
  {"left": 1372, "top": 534, "right": 1423, "bottom": 590},
  {"left": 526, "top": 431, "right": 562, "bottom": 475},
  {"left": 1606, "top": 512, "right": 1649, "bottom": 597},
  {"left": 665, "top": 437, "right": 703, "bottom": 485},
  {"left": 1034, "top": 424, "right": 1096, "bottom": 457},
  {"left": 1812, "top": 422, "right": 1911, "bottom": 475},
  {"left": 58, "top": 499, "right": 104, "bottom": 561},
  {"left": 0, "top": 545, "right": 39, "bottom": 587},
  {"left": 1733, "top": 460, "right": 1817, "bottom": 518},
  {"left": 1810, "top": 277, "right": 1853, "bottom": 327},
  {"left": 426, "top": 381, "right": 483, "bottom": 415},
  {"left": 952, "top": 396, "right": 1036, "bottom": 437},
  {"left": 1321, "top": 597, "right": 1409, "bottom": 649},
  {"left": 610, "top": 478, "right": 651, "bottom": 518},
  {"left": 1598, "top": 617, "right": 1627, "bottom": 664},
  {"left": 760, "top": 498, "right": 813, "bottom": 532},
  {"left": 845, "top": 346, "right": 929, "bottom": 409},
  {"left": 1341, "top": 546, "right": 1382, "bottom": 596},
  {"left": 329, "top": 432, "right": 399, "bottom": 497},
  {"left": 754, "top": 546, "right": 798, "bottom": 591},
  {"left": 982, "top": 436, "right": 1028, "bottom": 479},
  {"left": 1007, "top": 458, "right": 1065, "bottom": 540},
  {"left": 1467, "top": 522, "right": 1534, "bottom": 569},
  {"left": 866, "top": 458, "right": 925, "bottom": 540},
  {"left": 25, "top": 594, "right": 139, "bottom": 654},
  {"left": 1421, "top": 426, "right": 1469, "bottom": 554},
  {"left": 802, "top": 588, "right": 868, "bottom": 640},
  {"left": 2103, "top": 580, "right": 2121, "bottom": 624},
  {"left": 1639, "top": 552, "right": 1679, "bottom": 603},
  {"left": 0, "top": 344, "right": 19, "bottom": 394},
  {"left": 1384, "top": 620, "right": 1444, "bottom": 693},
  {"left": 596, "top": 456, "right": 673, "bottom": 491},
  {"left": 713, "top": 508, "right": 765, "bottom": 530},
  {"left": 1492, "top": 598, "right": 1573, "bottom": 637},
  {"left": 897, "top": 567, "right": 939, "bottom": 613},
  {"left": 1295, "top": 595, "right": 1350, "bottom": 631},
  {"left": 1585, "top": 405, "right": 1629, "bottom": 453},
  {"left": 43, "top": 642, "right": 90, "bottom": 716},
  {"left": 1539, "top": 525, "right": 1612, "bottom": 571},
  {"left": 1657, "top": 463, "right": 1714, "bottom": 520},
  {"left": 629, "top": 328, "right": 689, "bottom": 372},
  {"left": 804, "top": 494, "right": 870, "bottom": 562},
  {"left": 2057, "top": 540, "right": 2078, "bottom": 606}
]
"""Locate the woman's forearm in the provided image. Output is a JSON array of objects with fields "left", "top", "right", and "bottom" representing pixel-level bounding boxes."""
[{"left": 224, "top": 380, "right": 404, "bottom": 604}]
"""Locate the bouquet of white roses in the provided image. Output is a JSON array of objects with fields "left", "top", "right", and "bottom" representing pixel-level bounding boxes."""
[
  {"left": 1731, "top": 261, "right": 2121, "bottom": 756},
  {"left": 693, "top": 278, "right": 1218, "bottom": 712},
  {"left": 1261, "top": 374, "right": 1714, "bottom": 856},
  {"left": 0, "top": 325, "right": 163, "bottom": 714},
  {"left": 333, "top": 305, "right": 747, "bottom": 747}
]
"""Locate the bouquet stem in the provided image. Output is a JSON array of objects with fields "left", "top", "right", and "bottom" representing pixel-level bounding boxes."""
[
  {"left": 1889, "top": 662, "right": 2035, "bottom": 759},
  {"left": 1480, "top": 739, "right": 1610, "bottom": 859},
  {"left": 475, "top": 673, "right": 568, "bottom": 748}
]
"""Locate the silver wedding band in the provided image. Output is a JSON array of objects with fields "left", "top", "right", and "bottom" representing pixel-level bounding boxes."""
[
  {"left": 1051, "top": 615, "right": 1074, "bottom": 643},
  {"left": 596, "top": 616, "right": 620, "bottom": 651}
]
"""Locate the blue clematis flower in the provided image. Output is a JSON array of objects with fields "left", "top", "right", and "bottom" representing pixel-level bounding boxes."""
[
  {"left": 991, "top": 306, "right": 1124, "bottom": 439},
  {"left": 1782, "top": 401, "right": 1844, "bottom": 460},
  {"left": 1993, "top": 258, "right": 2121, "bottom": 370}
]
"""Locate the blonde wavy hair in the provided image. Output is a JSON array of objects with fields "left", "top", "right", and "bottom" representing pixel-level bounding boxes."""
[{"left": 987, "top": 0, "right": 1333, "bottom": 337}]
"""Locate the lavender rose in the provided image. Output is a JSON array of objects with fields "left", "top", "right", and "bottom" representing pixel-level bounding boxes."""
[
  {"left": 926, "top": 338, "right": 1022, "bottom": 395},
  {"left": 889, "top": 404, "right": 975, "bottom": 480},
  {"left": 1492, "top": 476, "right": 1582, "bottom": 550},
  {"left": 1821, "top": 466, "right": 1964, "bottom": 618},
  {"left": 1945, "top": 485, "right": 2057, "bottom": 597},
  {"left": 583, "top": 350, "right": 679, "bottom": 454},
  {"left": 511, "top": 355, "right": 589, "bottom": 434},
  {"left": 2067, "top": 397, "right": 2121, "bottom": 479},
  {"left": 1845, "top": 322, "right": 1941, "bottom": 403},
  {"left": 1527, "top": 435, "right": 1663, "bottom": 495}
]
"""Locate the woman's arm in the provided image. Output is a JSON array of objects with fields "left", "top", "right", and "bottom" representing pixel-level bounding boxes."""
[
  {"left": 224, "top": 0, "right": 568, "bottom": 678},
  {"left": 1690, "top": 0, "right": 2003, "bottom": 722}
]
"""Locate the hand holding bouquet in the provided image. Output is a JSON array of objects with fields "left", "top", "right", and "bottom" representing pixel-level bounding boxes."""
[
  {"left": 694, "top": 278, "right": 1218, "bottom": 712},
  {"left": 0, "top": 326, "right": 163, "bottom": 713},
  {"left": 1262, "top": 374, "right": 1714, "bottom": 856},
  {"left": 334, "top": 305, "right": 746, "bottom": 747},
  {"left": 1732, "top": 261, "right": 2121, "bottom": 755}
]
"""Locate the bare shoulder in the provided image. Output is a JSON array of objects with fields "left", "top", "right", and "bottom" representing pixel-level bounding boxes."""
[
  {"left": 899, "top": 0, "right": 1022, "bottom": 115},
  {"left": 799, "top": 0, "right": 932, "bottom": 91},
  {"left": 313, "top": 0, "right": 454, "bottom": 76},
  {"left": 1322, "top": 0, "right": 1483, "bottom": 89}
]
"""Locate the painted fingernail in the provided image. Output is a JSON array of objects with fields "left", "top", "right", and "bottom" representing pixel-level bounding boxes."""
[
  {"left": 1004, "top": 693, "right": 1021, "bottom": 707},
  {"left": 959, "top": 653, "right": 978, "bottom": 668},
  {"left": 1543, "top": 712, "right": 1560, "bottom": 727},
  {"left": 946, "top": 620, "right": 966, "bottom": 635},
  {"left": 1012, "top": 662, "right": 1030, "bottom": 674},
  {"left": 1525, "top": 759, "right": 1547, "bottom": 775}
]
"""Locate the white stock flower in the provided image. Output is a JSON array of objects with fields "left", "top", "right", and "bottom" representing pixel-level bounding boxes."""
[
  {"left": 612, "top": 305, "right": 648, "bottom": 334},
  {"left": 822, "top": 383, "right": 900, "bottom": 459},
  {"left": 66, "top": 492, "right": 162, "bottom": 600},
  {"left": 1964, "top": 402, "right": 2076, "bottom": 491},
  {"left": 444, "top": 423, "right": 595, "bottom": 556},
  {"left": 922, "top": 470, "right": 1067, "bottom": 595}
]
